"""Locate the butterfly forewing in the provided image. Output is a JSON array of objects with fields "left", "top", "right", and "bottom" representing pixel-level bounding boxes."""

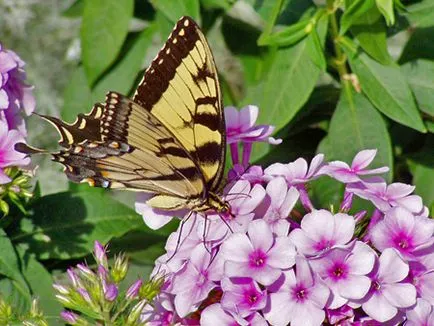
[{"left": 133, "top": 16, "right": 225, "bottom": 193}]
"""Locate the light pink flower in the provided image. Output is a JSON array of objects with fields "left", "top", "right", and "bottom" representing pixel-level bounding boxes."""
[
  {"left": 228, "top": 164, "right": 267, "bottom": 185},
  {"left": 141, "top": 292, "right": 180, "bottom": 325},
  {"left": 362, "top": 248, "right": 416, "bottom": 322},
  {"left": 348, "top": 180, "right": 424, "bottom": 214},
  {"left": 408, "top": 257, "right": 434, "bottom": 305},
  {"left": 220, "top": 219, "right": 295, "bottom": 286},
  {"left": 288, "top": 209, "right": 355, "bottom": 257},
  {"left": 200, "top": 303, "right": 267, "bottom": 326},
  {"left": 370, "top": 207, "right": 434, "bottom": 257},
  {"left": 310, "top": 241, "right": 376, "bottom": 309},
  {"left": 170, "top": 245, "right": 223, "bottom": 317},
  {"left": 262, "top": 177, "right": 299, "bottom": 236},
  {"left": 220, "top": 278, "right": 267, "bottom": 317},
  {"left": 405, "top": 298, "right": 434, "bottom": 326},
  {"left": 323, "top": 149, "right": 389, "bottom": 183},
  {"left": 264, "top": 256, "right": 330, "bottom": 326},
  {"left": 326, "top": 305, "right": 354, "bottom": 325},
  {"left": 264, "top": 154, "right": 325, "bottom": 185}
]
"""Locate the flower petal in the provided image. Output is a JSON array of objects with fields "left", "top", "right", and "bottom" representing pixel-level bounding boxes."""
[
  {"left": 378, "top": 248, "right": 409, "bottom": 283},
  {"left": 362, "top": 292, "right": 397, "bottom": 322},
  {"left": 264, "top": 292, "right": 294, "bottom": 326},
  {"left": 382, "top": 283, "right": 416, "bottom": 308},
  {"left": 333, "top": 213, "right": 355, "bottom": 245},
  {"left": 221, "top": 233, "right": 253, "bottom": 262},
  {"left": 351, "top": 149, "right": 377, "bottom": 170},
  {"left": 248, "top": 219, "right": 273, "bottom": 252},
  {"left": 200, "top": 304, "right": 235, "bottom": 326},
  {"left": 338, "top": 275, "right": 371, "bottom": 300},
  {"left": 267, "top": 237, "right": 296, "bottom": 269}
]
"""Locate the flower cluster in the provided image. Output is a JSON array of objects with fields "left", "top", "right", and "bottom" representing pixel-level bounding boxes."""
[
  {"left": 53, "top": 241, "right": 164, "bottom": 325},
  {"left": 138, "top": 105, "right": 433, "bottom": 325},
  {"left": 0, "top": 297, "right": 47, "bottom": 326},
  {"left": 0, "top": 43, "right": 34, "bottom": 184}
]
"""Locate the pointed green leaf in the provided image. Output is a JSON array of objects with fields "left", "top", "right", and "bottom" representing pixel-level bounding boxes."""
[
  {"left": 407, "top": 0, "right": 434, "bottom": 28},
  {"left": 328, "top": 90, "right": 393, "bottom": 181},
  {"left": 150, "top": 0, "right": 200, "bottom": 23},
  {"left": 409, "top": 156, "right": 434, "bottom": 208},
  {"left": 81, "top": 0, "right": 134, "bottom": 86},
  {"left": 376, "top": 0, "right": 395, "bottom": 25},
  {"left": 340, "top": 0, "right": 376, "bottom": 35},
  {"left": 401, "top": 59, "right": 434, "bottom": 116},
  {"left": 258, "top": 19, "right": 311, "bottom": 47},
  {"left": 343, "top": 43, "right": 426, "bottom": 132},
  {"left": 0, "top": 230, "right": 28, "bottom": 289}
]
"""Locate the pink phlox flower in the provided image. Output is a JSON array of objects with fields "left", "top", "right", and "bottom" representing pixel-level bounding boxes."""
[
  {"left": 310, "top": 241, "right": 376, "bottom": 309},
  {"left": 261, "top": 177, "right": 299, "bottom": 236},
  {"left": 220, "top": 277, "right": 267, "bottom": 317},
  {"left": 225, "top": 105, "right": 281, "bottom": 145},
  {"left": 264, "top": 256, "right": 330, "bottom": 326},
  {"left": 228, "top": 164, "right": 268, "bottom": 185},
  {"left": 288, "top": 209, "right": 355, "bottom": 257},
  {"left": 408, "top": 257, "right": 434, "bottom": 305},
  {"left": 264, "top": 153, "right": 325, "bottom": 185},
  {"left": 326, "top": 305, "right": 354, "bottom": 324},
  {"left": 0, "top": 121, "right": 29, "bottom": 183},
  {"left": 220, "top": 219, "right": 296, "bottom": 286},
  {"left": 370, "top": 207, "right": 434, "bottom": 258},
  {"left": 404, "top": 298, "right": 434, "bottom": 326},
  {"left": 200, "top": 303, "right": 267, "bottom": 326},
  {"left": 348, "top": 179, "right": 424, "bottom": 214},
  {"left": 323, "top": 149, "right": 389, "bottom": 183},
  {"left": 141, "top": 292, "right": 180, "bottom": 325},
  {"left": 169, "top": 245, "right": 224, "bottom": 317},
  {"left": 361, "top": 248, "right": 416, "bottom": 322}
]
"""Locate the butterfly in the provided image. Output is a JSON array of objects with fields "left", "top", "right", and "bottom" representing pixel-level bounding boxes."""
[{"left": 17, "top": 16, "right": 230, "bottom": 215}]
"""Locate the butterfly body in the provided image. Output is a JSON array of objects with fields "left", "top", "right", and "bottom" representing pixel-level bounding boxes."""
[{"left": 17, "top": 16, "right": 229, "bottom": 215}]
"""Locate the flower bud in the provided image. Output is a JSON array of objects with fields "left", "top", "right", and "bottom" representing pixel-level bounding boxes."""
[
  {"left": 104, "top": 283, "right": 118, "bottom": 302},
  {"left": 112, "top": 253, "right": 128, "bottom": 282},
  {"left": 76, "top": 264, "right": 96, "bottom": 282},
  {"left": 93, "top": 241, "right": 108, "bottom": 268},
  {"left": 126, "top": 279, "right": 142, "bottom": 300},
  {"left": 60, "top": 311, "right": 79, "bottom": 324},
  {"left": 126, "top": 299, "right": 147, "bottom": 325}
]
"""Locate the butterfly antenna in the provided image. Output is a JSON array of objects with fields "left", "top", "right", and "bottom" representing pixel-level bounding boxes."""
[
  {"left": 217, "top": 212, "right": 234, "bottom": 234},
  {"left": 165, "top": 211, "right": 193, "bottom": 263},
  {"left": 202, "top": 214, "right": 212, "bottom": 255},
  {"left": 225, "top": 192, "right": 252, "bottom": 202}
]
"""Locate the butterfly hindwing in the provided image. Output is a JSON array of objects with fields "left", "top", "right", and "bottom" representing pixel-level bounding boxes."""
[{"left": 133, "top": 16, "right": 225, "bottom": 193}]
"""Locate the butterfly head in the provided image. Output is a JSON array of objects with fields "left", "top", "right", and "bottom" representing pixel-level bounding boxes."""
[{"left": 207, "top": 191, "right": 231, "bottom": 216}]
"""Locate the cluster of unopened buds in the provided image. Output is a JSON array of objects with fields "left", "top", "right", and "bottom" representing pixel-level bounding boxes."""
[
  {"left": 53, "top": 241, "right": 164, "bottom": 325},
  {"left": 135, "top": 105, "right": 434, "bottom": 325}
]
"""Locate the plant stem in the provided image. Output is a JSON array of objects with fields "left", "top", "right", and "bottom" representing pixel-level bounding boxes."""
[{"left": 262, "top": 0, "right": 285, "bottom": 37}]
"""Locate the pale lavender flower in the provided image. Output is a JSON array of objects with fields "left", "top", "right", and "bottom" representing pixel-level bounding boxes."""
[
  {"left": 220, "top": 219, "right": 296, "bottom": 286},
  {"left": 220, "top": 277, "right": 267, "bottom": 317},
  {"left": 370, "top": 207, "right": 434, "bottom": 257},
  {"left": 288, "top": 209, "right": 355, "bottom": 256},
  {"left": 225, "top": 105, "right": 281, "bottom": 145},
  {"left": 228, "top": 164, "right": 267, "bottom": 185},
  {"left": 262, "top": 177, "right": 299, "bottom": 236},
  {"left": 264, "top": 154, "right": 325, "bottom": 185},
  {"left": 126, "top": 279, "right": 143, "bottom": 300},
  {"left": 200, "top": 303, "right": 267, "bottom": 326},
  {"left": 264, "top": 256, "right": 330, "bottom": 326},
  {"left": 60, "top": 311, "right": 79, "bottom": 324},
  {"left": 404, "top": 298, "right": 434, "bottom": 326},
  {"left": 408, "top": 258, "right": 434, "bottom": 305},
  {"left": 0, "top": 120, "right": 29, "bottom": 183},
  {"left": 362, "top": 248, "right": 416, "bottom": 322},
  {"left": 326, "top": 305, "right": 354, "bottom": 325},
  {"left": 310, "top": 241, "right": 376, "bottom": 309},
  {"left": 323, "top": 149, "right": 389, "bottom": 183},
  {"left": 348, "top": 180, "right": 424, "bottom": 214},
  {"left": 104, "top": 283, "right": 118, "bottom": 302},
  {"left": 169, "top": 245, "right": 223, "bottom": 317},
  {"left": 94, "top": 241, "right": 108, "bottom": 268},
  {"left": 141, "top": 293, "right": 180, "bottom": 325}
]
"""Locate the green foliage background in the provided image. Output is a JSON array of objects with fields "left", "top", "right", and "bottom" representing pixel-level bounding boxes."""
[{"left": 0, "top": 0, "right": 433, "bottom": 323}]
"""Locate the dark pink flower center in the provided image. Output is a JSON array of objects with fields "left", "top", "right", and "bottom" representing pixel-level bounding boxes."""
[
  {"left": 291, "top": 284, "right": 309, "bottom": 303},
  {"left": 314, "top": 238, "right": 335, "bottom": 252},
  {"left": 248, "top": 249, "right": 267, "bottom": 269},
  {"left": 372, "top": 280, "right": 382, "bottom": 292},
  {"left": 243, "top": 288, "right": 261, "bottom": 306},
  {"left": 392, "top": 232, "right": 414, "bottom": 253},
  {"left": 328, "top": 262, "right": 349, "bottom": 282}
]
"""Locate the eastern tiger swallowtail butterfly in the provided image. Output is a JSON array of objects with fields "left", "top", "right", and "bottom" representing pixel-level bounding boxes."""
[{"left": 16, "top": 16, "right": 230, "bottom": 214}]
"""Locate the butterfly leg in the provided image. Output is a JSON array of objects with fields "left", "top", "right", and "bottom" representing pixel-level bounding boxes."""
[{"left": 165, "top": 211, "right": 194, "bottom": 263}]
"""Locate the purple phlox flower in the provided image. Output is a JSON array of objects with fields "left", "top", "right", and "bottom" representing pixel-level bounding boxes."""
[
  {"left": 228, "top": 164, "right": 268, "bottom": 185},
  {"left": 322, "top": 149, "right": 389, "bottom": 183},
  {"left": 363, "top": 209, "right": 383, "bottom": 242},
  {"left": 126, "top": 279, "right": 143, "bottom": 300},
  {"left": 103, "top": 282, "right": 118, "bottom": 302},
  {"left": 225, "top": 105, "right": 281, "bottom": 145},
  {"left": 141, "top": 292, "right": 180, "bottom": 325},
  {"left": 200, "top": 303, "right": 267, "bottom": 326},
  {"left": 169, "top": 244, "right": 223, "bottom": 317},
  {"left": 264, "top": 154, "right": 325, "bottom": 185},
  {"left": 326, "top": 305, "right": 354, "bottom": 325},
  {"left": 220, "top": 219, "right": 296, "bottom": 286},
  {"left": 408, "top": 257, "right": 434, "bottom": 305},
  {"left": 405, "top": 298, "right": 434, "bottom": 326},
  {"left": 370, "top": 207, "right": 434, "bottom": 258},
  {"left": 77, "top": 287, "right": 92, "bottom": 304},
  {"left": 220, "top": 277, "right": 267, "bottom": 318},
  {"left": 0, "top": 121, "right": 29, "bottom": 183},
  {"left": 310, "top": 241, "right": 376, "bottom": 309},
  {"left": 348, "top": 179, "right": 424, "bottom": 214},
  {"left": 94, "top": 240, "right": 108, "bottom": 267},
  {"left": 67, "top": 267, "right": 80, "bottom": 288},
  {"left": 135, "top": 192, "right": 188, "bottom": 230},
  {"left": 60, "top": 311, "right": 79, "bottom": 324},
  {"left": 361, "top": 248, "right": 416, "bottom": 322},
  {"left": 0, "top": 45, "right": 35, "bottom": 134},
  {"left": 288, "top": 209, "right": 355, "bottom": 257},
  {"left": 261, "top": 177, "right": 299, "bottom": 236},
  {"left": 264, "top": 256, "right": 330, "bottom": 326}
]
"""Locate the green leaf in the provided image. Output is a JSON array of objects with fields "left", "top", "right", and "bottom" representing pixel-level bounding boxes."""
[
  {"left": 12, "top": 188, "right": 143, "bottom": 260},
  {"left": 343, "top": 42, "right": 426, "bottom": 132},
  {"left": 341, "top": 0, "right": 376, "bottom": 35},
  {"left": 349, "top": 5, "right": 392, "bottom": 65},
  {"left": 328, "top": 90, "right": 393, "bottom": 182},
  {"left": 81, "top": 0, "right": 134, "bottom": 86},
  {"left": 306, "top": 12, "right": 328, "bottom": 71},
  {"left": 150, "top": 0, "right": 200, "bottom": 23},
  {"left": 62, "top": 0, "right": 84, "bottom": 17},
  {"left": 406, "top": 0, "right": 434, "bottom": 28},
  {"left": 200, "top": 0, "right": 233, "bottom": 10},
  {"left": 399, "top": 27, "right": 434, "bottom": 64},
  {"left": 17, "top": 248, "right": 62, "bottom": 317},
  {"left": 375, "top": 0, "right": 395, "bottom": 25},
  {"left": 0, "top": 230, "right": 28, "bottom": 289},
  {"left": 0, "top": 278, "right": 31, "bottom": 315},
  {"left": 409, "top": 157, "right": 434, "bottom": 208},
  {"left": 401, "top": 59, "right": 434, "bottom": 116},
  {"left": 258, "top": 19, "right": 311, "bottom": 47}
]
